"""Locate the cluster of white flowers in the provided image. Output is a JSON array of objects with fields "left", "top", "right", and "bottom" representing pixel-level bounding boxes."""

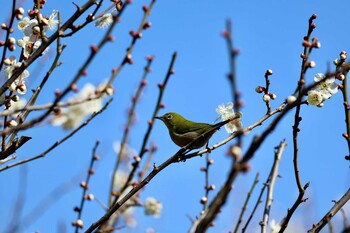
[
  {"left": 2, "top": 10, "right": 59, "bottom": 97},
  {"left": 144, "top": 197, "right": 162, "bottom": 218},
  {"left": 17, "top": 10, "right": 58, "bottom": 58},
  {"left": 3, "top": 56, "right": 29, "bottom": 95},
  {"left": 216, "top": 102, "right": 243, "bottom": 133},
  {"left": 51, "top": 82, "right": 110, "bottom": 130},
  {"left": 307, "top": 73, "right": 339, "bottom": 107}
]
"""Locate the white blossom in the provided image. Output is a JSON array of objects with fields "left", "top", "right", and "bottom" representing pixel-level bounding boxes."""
[
  {"left": 3, "top": 56, "right": 29, "bottom": 80},
  {"left": 17, "top": 36, "right": 42, "bottom": 58},
  {"left": 216, "top": 102, "right": 243, "bottom": 133},
  {"left": 144, "top": 197, "right": 162, "bottom": 218},
  {"left": 270, "top": 219, "right": 281, "bottom": 233},
  {"left": 18, "top": 17, "right": 39, "bottom": 41},
  {"left": 95, "top": 13, "right": 113, "bottom": 29},
  {"left": 46, "top": 10, "right": 59, "bottom": 30},
  {"left": 307, "top": 90, "right": 323, "bottom": 106},
  {"left": 313, "top": 73, "right": 338, "bottom": 100},
  {"left": 123, "top": 207, "right": 137, "bottom": 227},
  {"left": 51, "top": 83, "right": 106, "bottom": 130}
]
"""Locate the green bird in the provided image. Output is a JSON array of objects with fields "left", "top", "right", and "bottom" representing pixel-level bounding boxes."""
[{"left": 155, "top": 112, "right": 232, "bottom": 149}]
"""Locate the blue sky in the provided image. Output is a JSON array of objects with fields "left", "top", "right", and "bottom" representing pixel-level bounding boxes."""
[{"left": 0, "top": 1, "right": 349, "bottom": 233}]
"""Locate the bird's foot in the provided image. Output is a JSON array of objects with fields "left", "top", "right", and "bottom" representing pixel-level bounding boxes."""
[
  {"left": 206, "top": 146, "right": 212, "bottom": 153},
  {"left": 177, "top": 153, "right": 186, "bottom": 162}
]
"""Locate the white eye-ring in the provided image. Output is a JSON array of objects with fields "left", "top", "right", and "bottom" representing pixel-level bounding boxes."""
[{"left": 166, "top": 114, "right": 173, "bottom": 120}]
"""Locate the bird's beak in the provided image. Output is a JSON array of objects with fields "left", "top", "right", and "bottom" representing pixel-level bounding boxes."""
[{"left": 154, "top": 116, "right": 162, "bottom": 120}]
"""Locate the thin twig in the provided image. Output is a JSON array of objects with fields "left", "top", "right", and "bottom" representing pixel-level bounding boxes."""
[
  {"left": 74, "top": 140, "right": 100, "bottom": 233},
  {"left": 109, "top": 56, "right": 154, "bottom": 206},
  {"left": 233, "top": 172, "right": 259, "bottom": 233},
  {"left": 260, "top": 140, "right": 287, "bottom": 233},
  {"left": 307, "top": 188, "right": 350, "bottom": 233},
  {"left": 0, "top": 0, "right": 16, "bottom": 72},
  {"left": 111, "top": 52, "right": 177, "bottom": 206},
  {"left": 0, "top": 99, "right": 112, "bottom": 172}
]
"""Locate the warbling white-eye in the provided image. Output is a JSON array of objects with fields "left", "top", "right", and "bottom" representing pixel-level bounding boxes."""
[{"left": 155, "top": 112, "right": 231, "bottom": 149}]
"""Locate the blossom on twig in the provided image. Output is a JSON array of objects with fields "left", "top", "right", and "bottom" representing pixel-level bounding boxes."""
[{"left": 216, "top": 102, "right": 243, "bottom": 133}]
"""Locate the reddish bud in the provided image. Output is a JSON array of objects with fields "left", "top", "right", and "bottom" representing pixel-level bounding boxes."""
[
  {"left": 90, "top": 44, "right": 99, "bottom": 53},
  {"left": 129, "top": 30, "right": 136, "bottom": 37},
  {"left": 8, "top": 44, "right": 15, "bottom": 51},
  {"left": 107, "top": 35, "right": 115, "bottom": 41},
  {"left": 143, "top": 21, "right": 152, "bottom": 30},
  {"left": 302, "top": 40, "right": 311, "bottom": 47},
  {"left": 81, "top": 70, "right": 87, "bottom": 76},
  {"left": 221, "top": 30, "right": 229, "bottom": 38},
  {"left": 255, "top": 86, "right": 265, "bottom": 93},
  {"left": 80, "top": 181, "right": 89, "bottom": 189},
  {"left": 345, "top": 155, "right": 350, "bottom": 160},
  {"left": 142, "top": 5, "right": 149, "bottom": 12},
  {"left": 146, "top": 55, "right": 154, "bottom": 61},
  {"left": 71, "top": 83, "right": 79, "bottom": 92},
  {"left": 54, "top": 89, "right": 61, "bottom": 98},
  {"left": 311, "top": 14, "right": 317, "bottom": 19},
  {"left": 157, "top": 83, "right": 164, "bottom": 89},
  {"left": 125, "top": 54, "right": 133, "bottom": 64},
  {"left": 241, "top": 163, "right": 251, "bottom": 173}
]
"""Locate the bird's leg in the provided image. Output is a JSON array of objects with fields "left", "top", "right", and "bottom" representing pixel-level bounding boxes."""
[
  {"left": 177, "top": 147, "right": 189, "bottom": 162},
  {"left": 205, "top": 141, "right": 211, "bottom": 154}
]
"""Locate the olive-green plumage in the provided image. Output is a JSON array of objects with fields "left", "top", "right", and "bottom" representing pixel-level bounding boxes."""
[{"left": 155, "top": 112, "right": 220, "bottom": 149}]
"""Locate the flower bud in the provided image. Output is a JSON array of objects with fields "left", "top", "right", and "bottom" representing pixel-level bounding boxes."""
[
  {"left": 308, "top": 61, "right": 316, "bottom": 68},
  {"left": 200, "top": 196, "right": 207, "bottom": 204},
  {"left": 266, "top": 69, "right": 273, "bottom": 76},
  {"left": 7, "top": 37, "right": 15, "bottom": 44},
  {"left": 255, "top": 86, "right": 264, "bottom": 93},
  {"left": 287, "top": 95, "right": 297, "bottom": 104},
  {"left": 333, "top": 58, "right": 341, "bottom": 66},
  {"left": 3, "top": 57, "right": 12, "bottom": 65},
  {"left": 269, "top": 93, "right": 277, "bottom": 100},
  {"left": 32, "top": 25, "right": 41, "bottom": 34},
  {"left": 263, "top": 94, "right": 270, "bottom": 102},
  {"left": 340, "top": 52, "right": 347, "bottom": 61},
  {"left": 7, "top": 120, "right": 18, "bottom": 127}
]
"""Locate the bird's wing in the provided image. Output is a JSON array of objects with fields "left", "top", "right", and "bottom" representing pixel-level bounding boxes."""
[{"left": 173, "top": 121, "right": 211, "bottom": 135}]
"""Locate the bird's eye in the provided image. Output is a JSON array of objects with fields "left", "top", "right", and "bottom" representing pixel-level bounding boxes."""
[{"left": 166, "top": 114, "right": 173, "bottom": 120}]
